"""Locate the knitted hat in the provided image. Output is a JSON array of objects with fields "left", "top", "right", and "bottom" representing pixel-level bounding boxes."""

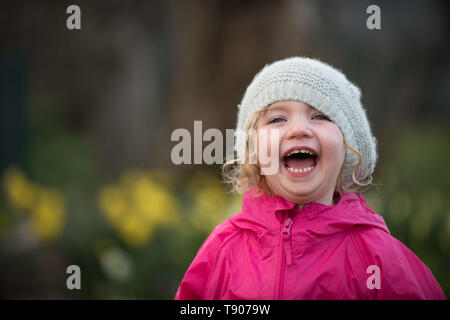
[{"left": 235, "top": 57, "right": 377, "bottom": 189}]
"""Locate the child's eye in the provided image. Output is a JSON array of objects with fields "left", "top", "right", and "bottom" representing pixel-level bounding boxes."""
[
  {"left": 268, "top": 117, "right": 285, "bottom": 124},
  {"left": 313, "top": 114, "right": 331, "bottom": 121}
]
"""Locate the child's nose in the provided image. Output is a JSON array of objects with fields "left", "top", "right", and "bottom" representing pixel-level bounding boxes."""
[{"left": 285, "top": 117, "right": 313, "bottom": 140}]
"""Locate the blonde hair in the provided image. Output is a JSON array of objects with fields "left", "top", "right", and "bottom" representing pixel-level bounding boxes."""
[{"left": 222, "top": 107, "right": 373, "bottom": 196}]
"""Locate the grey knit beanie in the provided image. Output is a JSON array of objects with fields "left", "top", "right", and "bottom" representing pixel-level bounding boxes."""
[{"left": 235, "top": 57, "right": 377, "bottom": 190}]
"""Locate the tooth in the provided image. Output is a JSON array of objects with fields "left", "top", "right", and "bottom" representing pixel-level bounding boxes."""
[{"left": 287, "top": 150, "right": 301, "bottom": 157}]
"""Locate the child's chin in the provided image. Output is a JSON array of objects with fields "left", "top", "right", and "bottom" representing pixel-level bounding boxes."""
[{"left": 281, "top": 180, "right": 313, "bottom": 193}]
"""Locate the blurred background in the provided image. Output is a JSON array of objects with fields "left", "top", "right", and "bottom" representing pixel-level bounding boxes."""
[{"left": 0, "top": 0, "right": 449, "bottom": 299}]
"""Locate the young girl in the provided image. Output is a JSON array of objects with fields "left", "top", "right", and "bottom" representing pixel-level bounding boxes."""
[{"left": 174, "top": 57, "right": 445, "bottom": 300}]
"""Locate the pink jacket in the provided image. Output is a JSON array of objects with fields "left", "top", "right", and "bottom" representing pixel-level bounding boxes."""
[{"left": 175, "top": 188, "right": 445, "bottom": 300}]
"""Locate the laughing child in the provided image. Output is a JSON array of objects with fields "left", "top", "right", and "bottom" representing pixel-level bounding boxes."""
[{"left": 174, "top": 57, "right": 445, "bottom": 299}]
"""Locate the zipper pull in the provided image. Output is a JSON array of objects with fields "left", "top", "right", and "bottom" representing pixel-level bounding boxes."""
[
  {"left": 282, "top": 217, "right": 293, "bottom": 266},
  {"left": 282, "top": 218, "right": 292, "bottom": 238}
]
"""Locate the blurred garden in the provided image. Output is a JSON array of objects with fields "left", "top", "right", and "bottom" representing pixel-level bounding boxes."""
[{"left": 1, "top": 1, "right": 449, "bottom": 299}]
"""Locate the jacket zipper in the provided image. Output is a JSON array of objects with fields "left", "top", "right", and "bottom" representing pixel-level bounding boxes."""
[{"left": 276, "top": 214, "right": 293, "bottom": 299}]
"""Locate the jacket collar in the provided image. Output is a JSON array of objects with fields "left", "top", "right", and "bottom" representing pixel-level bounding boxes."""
[{"left": 229, "top": 187, "right": 389, "bottom": 238}]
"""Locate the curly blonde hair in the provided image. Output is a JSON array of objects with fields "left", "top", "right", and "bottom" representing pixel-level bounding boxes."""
[{"left": 222, "top": 107, "right": 373, "bottom": 196}]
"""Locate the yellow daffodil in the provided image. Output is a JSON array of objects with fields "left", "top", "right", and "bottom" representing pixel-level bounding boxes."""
[
  {"left": 3, "top": 166, "right": 37, "bottom": 212},
  {"left": 98, "top": 169, "right": 180, "bottom": 247},
  {"left": 30, "top": 189, "right": 66, "bottom": 242}
]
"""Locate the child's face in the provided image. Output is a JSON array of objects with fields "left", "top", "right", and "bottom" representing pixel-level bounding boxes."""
[{"left": 255, "top": 100, "right": 345, "bottom": 205}]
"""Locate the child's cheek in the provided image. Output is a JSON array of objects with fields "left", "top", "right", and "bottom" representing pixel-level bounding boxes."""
[{"left": 323, "top": 127, "right": 346, "bottom": 166}]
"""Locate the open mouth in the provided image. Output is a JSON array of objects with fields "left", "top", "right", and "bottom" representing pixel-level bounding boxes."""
[{"left": 282, "top": 148, "right": 319, "bottom": 174}]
